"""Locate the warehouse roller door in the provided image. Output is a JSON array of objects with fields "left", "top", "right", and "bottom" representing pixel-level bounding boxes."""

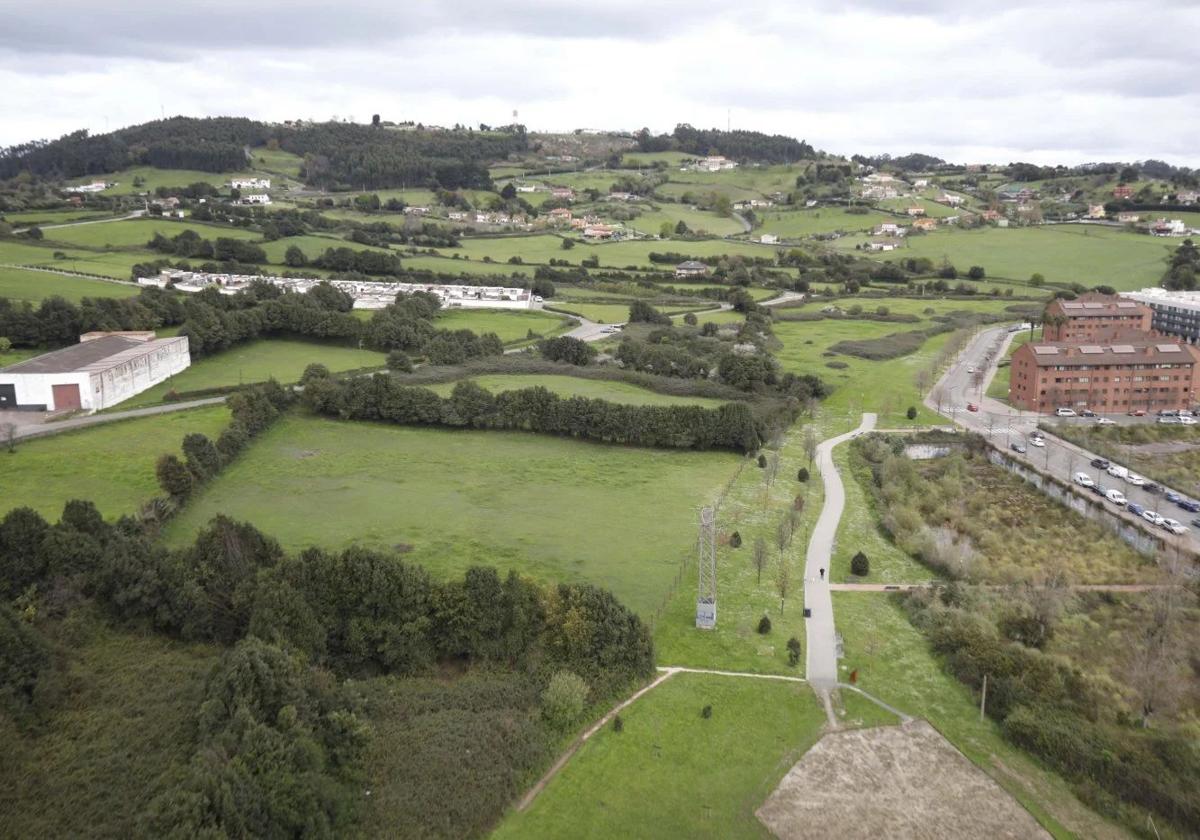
[{"left": 51, "top": 383, "right": 81, "bottom": 411}]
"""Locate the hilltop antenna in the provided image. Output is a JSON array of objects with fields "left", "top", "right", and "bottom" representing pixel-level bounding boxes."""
[{"left": 696, "top": 507, "right": 717, "bottom": 629}]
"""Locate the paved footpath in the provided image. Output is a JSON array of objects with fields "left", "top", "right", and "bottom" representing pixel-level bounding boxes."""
[
  {"left": 7, "top": 396, "right": 227, "bottom": 442},
  {"left": 804, "top": 413, "right": 876, "bottom": 694}
]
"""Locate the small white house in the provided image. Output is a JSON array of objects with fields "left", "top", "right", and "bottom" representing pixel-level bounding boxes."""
[
  {"left": 759, "top": 233, "right": 779, "bottom": 245},
  {"left": 675, "top": 260, "right": 710, "bottom": 278},
  {"left": 241, "top": 193, "right": 271, "bottom": 205},
  {"left": 0, "top": 333, "right": 190, "bottom": 413},
  {"left": 65, "top": 181, "right": 110, "bottom": 194},
  {"left": 230, "top": 177, "right": 271, "bottom": 190}
]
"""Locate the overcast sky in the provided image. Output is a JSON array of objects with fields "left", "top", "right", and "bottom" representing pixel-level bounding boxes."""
[{"left": 2, "top": 0, "right": 1198, "bottom": 166}]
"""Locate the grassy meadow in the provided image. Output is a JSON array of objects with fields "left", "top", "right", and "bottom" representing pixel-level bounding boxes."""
[
  {"left": 426, "top": 374, "right": 728, "bottom": 407},
  {"left": 435, "top": 308, "right": 571, "bottom": 343},
  {"left": 493, "top": 673, "right": 826, "bottom": 840},
  {"left": 0, "top": 266, "right": 140, "bottom": 303},
  {"left": 0, "top": 405, "right": 230, "bottom": 520},
  {"left": 162, "top": 415, "right": 741, "bottom": 615},
  {"left": 119, "top": 339, "right": 386, "bottom": 407}
]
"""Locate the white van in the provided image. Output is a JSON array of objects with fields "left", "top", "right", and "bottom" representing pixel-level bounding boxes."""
[
  {"left": 1106, "top": 488, "right": 1127, "bottom": 506},
  {"left": 1106, "top": 464, "right": 1128, "bottom": 479},
  {"left": 1073, "top": 472, "right": 1095, "bottom": 488}
]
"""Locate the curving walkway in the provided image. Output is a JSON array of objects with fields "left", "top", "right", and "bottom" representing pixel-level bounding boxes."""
[{"left": 804, "top": 414, "right": 877, "bottom": 699}]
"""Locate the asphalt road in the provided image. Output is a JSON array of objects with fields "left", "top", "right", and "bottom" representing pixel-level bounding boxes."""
[{"left": 929, "top": 326, "right": 1200, "bottom": 555}]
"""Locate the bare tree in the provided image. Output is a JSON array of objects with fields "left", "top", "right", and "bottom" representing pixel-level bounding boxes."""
[
  {"left": 776, "top": 514, "right": 792, "bottom": 556},
  {"left": 803, "top": 427, "right": 818, "bottom": 465},
  {"left": 776, "top": 559, "right": 791, "bottom": 613},
  {"left": 1, "top": 422, "right": 15, "bottom": 454},
  {"left": 753, "top": 537, "right": 768, "bottom": 584},
  {"left": 915, "top": 368, "right": 932, "bottom": 396},
  {"left": 1123, "top": 552, "right": 1192, "bottom": 726},
  {"left": 933, "top": 386, "right": 946, "bottom": 414}
]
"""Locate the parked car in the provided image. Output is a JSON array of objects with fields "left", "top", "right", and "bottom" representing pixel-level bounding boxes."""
[
  {"left": 1161, "top": 518, "right": 1189, "bottom": 535},
  {"left": 1177, "top": 498, "right": 1200, "bottom": 513},
  {"left": 1074, "top": 472, "right": 1095, "bottom": 488},
  {"left": 1080, "top": 409, "right": 1097, "bottom": 418},
  {"left": 966, "top": 403, "right": 979, "bottom": 412},
  {"left": 1106, "top": 488, "right": 1128, "bottom": 506},
  {"left": 1192, "top": 517, "right": 1200, "bottom": 529},
  {"left": 1096, "top": 417, "right": 1116, "bottom": 425},
  {"left": 1179, "top": 409, "right": 1195, "bottom": 418},
  {"left": 966, "top": 366, "right": 976, "bottom": 374},
  {"left": 1091, "top": 484, "right": 1107, "bottom": 496},
  {"left": 1180, "top": 416, "right": 1197, "bottom": 426},
  {"left": 1158, "top": 409, "right": 1178, "bottom": 418},
  {"left": 1129, "top": 409, "right": 1147, "bottom": 417},
  {"left": 1029, "top": 437, "right": 1045, "bottom": 448},
  {"left": 1011, "top": 442, "right": 1026, "bottom": 454},
  {"left": 1090, "top": 458, "right": 1109, "bottom": 469},
  {"left": 1143, "top": 483, "right": 1161, "bottom": 496},
  {"left": 1055, "top": 407, "right": 1077, "bottom": 417},
  {"left": 1125, "top": 473, "right": 1146, "bottom": 487},
  {"left": 1106, "top": 464, "right": 1128, "bottom": 479},
  {"left": 1127, "top": 502, "right": 1146, "bottom": 516},
  {"left": 1165, "top": 490, "right": 1183, "bottom": 504},
  {"left": 1158, "top": 415, "right": 1181, "bottom": 425},
  {"left": 1142, "top": 510, "right": 1166, "bottom": 526}
]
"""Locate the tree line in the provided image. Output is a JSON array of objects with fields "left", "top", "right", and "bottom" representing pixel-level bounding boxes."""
[
  {"left": 0, "top": 287, "right": 184, "bottom": 348},
  {"left": 634, "top": 125, "right": 816, "bottom": 163},
  {"left": 301, "top": 371, "right": 766, "bottom": 453}
]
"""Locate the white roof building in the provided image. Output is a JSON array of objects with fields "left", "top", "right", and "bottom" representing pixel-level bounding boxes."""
[
  {"left": 230, "top": 177, "right": 271, "bottom": 190},
  {"left": 0, "top": 333, "right": 190, "bottom": 413}
]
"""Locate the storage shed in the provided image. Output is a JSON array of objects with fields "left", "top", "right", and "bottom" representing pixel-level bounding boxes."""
[{"left": 0, "top": 333, "right": 190, "bottom": 412}]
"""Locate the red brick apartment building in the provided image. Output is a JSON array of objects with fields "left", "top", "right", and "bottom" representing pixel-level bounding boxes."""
[
  {"left": 1010, "top": 340, "right": 1200, "bottom": 413},
  {"left": 1042, "top": 293, "right": 1153, "bottom": 342}
]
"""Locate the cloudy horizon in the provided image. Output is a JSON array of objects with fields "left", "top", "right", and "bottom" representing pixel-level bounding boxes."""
[{"left": 2, "top": 0, "right": 1198, "bottom": 167}]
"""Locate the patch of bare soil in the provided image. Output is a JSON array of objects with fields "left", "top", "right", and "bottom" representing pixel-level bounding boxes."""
[{"left": 756, "top": 720, "right": 1049, "bottom": 840}]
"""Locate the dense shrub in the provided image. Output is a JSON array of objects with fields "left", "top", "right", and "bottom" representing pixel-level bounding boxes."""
[
  {"left": 538, "top": 335, "right": 596, "bottom": 366},
  {"left": 787, "top": 637, "right": 802, "bottom": 667},
  {"left": 541, "top": 670, "right": 590, "bottom": 731},
  {"left": 0, "top": 604, "right": 51, "bottom": 719},
  {"left": 757, "top": 614, "right": 772, "bottom": 634},
  {"left": 850, "top": 551, "right": 870, "bottom": 577}
]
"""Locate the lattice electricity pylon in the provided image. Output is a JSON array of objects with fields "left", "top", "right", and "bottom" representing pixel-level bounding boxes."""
[{"left": 695, "top": 506, "right": 717, "bottom": 629}]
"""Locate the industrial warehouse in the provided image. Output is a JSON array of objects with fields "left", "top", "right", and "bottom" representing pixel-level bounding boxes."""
[
  {"left": 0, "top": 331, "right": 191, "bottom": 413},
  {"left": 137, "top": 269, "right": 537, "bottom": 310}
]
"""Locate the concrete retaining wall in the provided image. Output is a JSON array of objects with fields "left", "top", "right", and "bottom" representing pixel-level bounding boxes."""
[{"left": 985, "top": 447, "right": 1196, "bottom": 562}]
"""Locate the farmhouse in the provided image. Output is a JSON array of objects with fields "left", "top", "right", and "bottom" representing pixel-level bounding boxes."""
[
  {"left": 759, "top": 233, "right": 779, "bottom": 244},
  {"left": 1112, "top": 184, "right": 1133, "bottom": 199},
  {"left": 674, "top": 260, "right": 709, "bottom": 278},
  {"left": 939, "top": 193, "right": 964, "bottom": 206},
  {"left": 694, "top": 156, "right": 737, "bottom": 172},
  {"left": 230, "top": 177, "right": 270, "bottom": 190},
  {"left": 0, "top": 332, "right": 190, "bottom": 413},
  {"left": 1178, "top": 190, "right": 1199, "bottom": 205},
  {"left": 1043, "top": 293, "right": 1152, "bottom": 342},
  {"left": 912, "top": 217, "right": 938, "bottom": 231},
  {"left": 239, "top": 193, "right": 271, "bottom": 205},
  {"left": 582, "top": 224, "right": 616, "bottom": 239},
  {"left": 403, "top": 206, "right": 430, "bottom": 215},
  {"left": 1150, "top": 218, "right": 1187, "bottom": 237},
  {"left": 550, "top": 187, "right": 575, "bottom": 200},
  {"left": 1009, "top": 340, "right": 1200, "bottom": 414},
  {"left": 548, "top": 207, "right": 573, "bottom": 222},
  {"left": 1087, "top": 204, "right": 1107, "bottom": 219},
  {"left": 874, "top": 222, "right": 903, "bottom": 236},
  {"left": 1117, "top": 212, "right": 1140, "bottom": 223},
  {"left": 905, "top": 206, "right": 926, "bottom": 216},
  {"left": 865, "top": 241, "right": 899, "bottom": 252}
]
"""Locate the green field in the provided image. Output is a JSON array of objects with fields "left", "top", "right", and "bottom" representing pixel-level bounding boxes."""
[
  {"left": 756, "top": 207, "right": 896, "bottom": 238},
  {"left": 493, "top": 673, "right": 826, "bottom": 840},
  {"left": 2, "top": 209, "right": 120, "bottom": 225},
  {"left": 622, "top": 204, "right": 745, "bottom": 237},
  {"left": 247, "top": 146, "right": 305, "bottom": 178},
  {"left": 545, "top": 302, "right": 635, "bottom": 323},
  {"left": 877, "top": 197, "right": 961, "bottom": 219},
  {"left": 674, "top": 309, "right": 745, "bottom": 326},
  {"left": 119, "top": 339, "right": 386, "bottom": 407},
  {"left": 427, "top": 374, "right": 727, "bottom": 407},
  {"left": 772, "top": 318, "right": 950, "bottom": 425},
  {"left": 435, "top": 308, "right": 571, "bottom": 343},
  {"left": 0, "top": 238, "right": 150, "bottom": 279},
  {"left": 0, "top": 405, "right": 230, "bottom": 520},
  {"left": 45, "top": 218, "right": 260, "bottom": 250},
  {"left": 0, "top": 266, "right": 140, "bottom": 303},
  {"left": 64, "top": 166, "right": 254, "bottom": 195},
  {"left": 162, "top": 416, "right": 739, "bottom": 615},
  {"left": 840, "top": 224, "right": 1173, "bottom": 290}
]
